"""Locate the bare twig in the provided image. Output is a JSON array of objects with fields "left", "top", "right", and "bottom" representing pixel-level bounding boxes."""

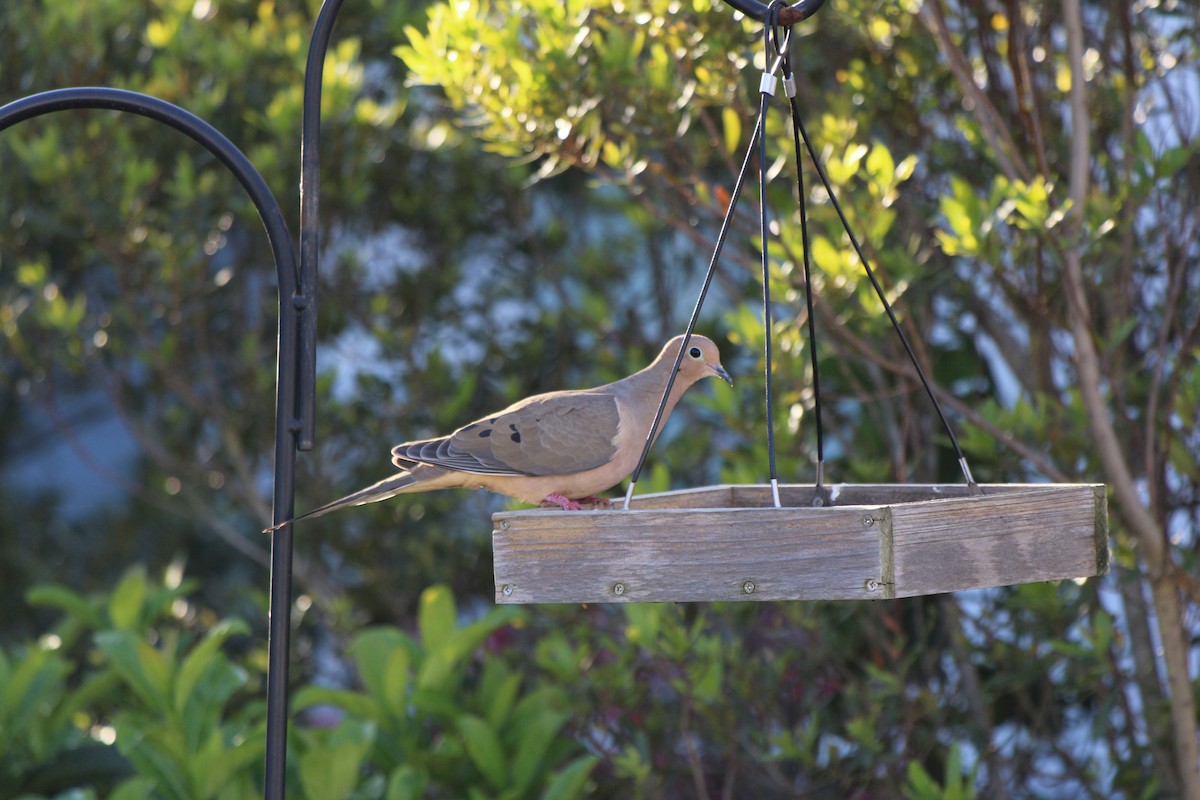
[
  {"left": 920, "top": 0, "right": 1032, "bottom": 183},
  {"left": 822, "top": 310, "right": 1072, "bottom": 482},
  {"left": 941, "top": 597, "right": 1013, "bottom": 800}
]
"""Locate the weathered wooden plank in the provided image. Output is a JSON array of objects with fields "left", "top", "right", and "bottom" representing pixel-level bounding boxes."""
[
  {"left": 493, "top": 506, "right": 884, "bottom": 604},
  {"left": 888, "top": 485, "right": 1109, "bottom": 597},
  {"left": 625, "top": 484, "right": 736, "bottom": 509},
  {"left": 629, "top": 483, "right": 1072, "bottom": 509},
  {"left": 492, "top": 484, "right": 1109, "bottom": 604}
]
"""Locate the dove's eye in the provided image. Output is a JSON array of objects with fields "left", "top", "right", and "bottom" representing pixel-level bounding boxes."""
[{"left": 688, "top": 347, "right": 702, "bottom": 359}]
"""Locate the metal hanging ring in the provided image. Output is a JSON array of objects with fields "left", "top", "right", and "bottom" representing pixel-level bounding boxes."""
[{"left": 720, "top": 0, "right": 827, "bottom": 26}]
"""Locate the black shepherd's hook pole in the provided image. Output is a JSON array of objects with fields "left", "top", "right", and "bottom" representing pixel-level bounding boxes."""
[
  {"left": 296, "top": 0, "right": 350, "bottom": 454},
  {"left": 260, "top": 0, "right": 351, "bottom": 798},
  {"left": 0, "top": 87, "right": 307, "bottom": 799}
]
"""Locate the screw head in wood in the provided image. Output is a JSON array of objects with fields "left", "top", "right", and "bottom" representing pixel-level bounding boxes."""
[
  {"left": 742, "top": 580, "right": 756, "bottom": 595},
  {"left": 613, "top": 582, "right": 625, "bottom": 596},
  {"left": 862, "top": 515, "right": 874, "bottom": 527},
  {"left": 502, "top": 584, "right": 514, "bottom": 597},
  {"left": 865, "top": 578, "right": 880, "bottom": 592},
  {"left": 499, "top": 520, "right": 510, "bottom": 530}
]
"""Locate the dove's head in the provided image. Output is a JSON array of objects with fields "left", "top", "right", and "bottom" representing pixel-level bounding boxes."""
[{"left": 662, "top": 334, "right": 733, "bottom": 387}]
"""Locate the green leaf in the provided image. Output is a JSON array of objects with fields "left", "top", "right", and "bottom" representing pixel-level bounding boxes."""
[
  {"left": 94, "top": 631, "right": 171, "bottom": 713},
  {"left": 480, "top": 659, "right": 522, "bottom": 729},
  {"left": 691, "top": 653, "right": 723, "bottom": 704},
  {"left": 511, "top": 708, "right": 569, "bottom": 794},
  {"left": 298, "top": 720, "right": 376, "bottom": 800},
  {"left": 458, "top": 714, "right": 508, "bottom": 791},
  {"left": 810, "top": 234, "right": 854, "bottom": 282},
  {"left": 539, "top": 755, "right": 598, "bottom": 800},
  {"left": 945, "top": 743, "right": 965, "bottom": 798},
  {"left": 191, "top": 726, "right": 264, "bottom": 799},
  {"left": 109, "top": 777, "right": 157, "bottom": 800},
  {"left": 418, "top": 585, "right": 457, "bottom": 656},
  {"left": 108, "top": 567, "right": 148, "bottom": 631},
  {"left": 826, "top": 142, "right": 868, "bottom": 184},
  {"left": 15, "top": 259, "right": 47, "bottom": 288},
  {"left": 47, "top": 668, "right": 122, "bottom": 740},
  {"left": 293, "top": 686, "right": 382, "bottom": 723},
  {"left": 417, "top": 608, "right": 518, "bottom": 692},
  {"left": 722, "top": 106, "right": 742, "bottom": 155},
  {"left": 0, "top": 645, "right": 69, "bottom": 753},
  {"left": 25, "top": 585, "right": 105, "bottom": 631},
  {"left": 895, "top": 154, "right": 918, "bottom": 181},
  {"left": 866, "top": 143, "right": 895, "bottom": 183},
  {"left": 386, "top": 765, "right": 428, "bottom": 800},
  {"left": 173, "top": 619, "right": 249, "bottom": 713},
  {"left": 114, "top": 720, "right": 191, "bottom": 800},
  {"left": 1157, "top": 144, "right": 1195, "bottom": 178},
  {"left": 179, "top": 657, "right": 249, "bottom": 756},
  {"left": 348, "top": 627, "right": 412, "bottom": 719},
  {"left": 904, "top": 760, "right": 942, "bottom": 800},
  {"left": 623, "top": 602, "right": 664, "bottom": 646}
]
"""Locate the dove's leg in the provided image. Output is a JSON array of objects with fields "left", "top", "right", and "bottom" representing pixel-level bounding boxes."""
[{"left": 540, "top": 493, "right": 584, "bottom": 511}]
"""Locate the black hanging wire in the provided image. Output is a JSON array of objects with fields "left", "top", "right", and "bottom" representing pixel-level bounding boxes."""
[
  {"left": 774, "top": 20, "right": 979, "bottom": 492},
  {"left": 623, "top": 12, "right": 785, "bottom": 510},
  {"left": 775, "top": 17, "right": 826, "bottom": 497},
  {"left": 760, "top": 2, "right": 783, "bottom": 507}
]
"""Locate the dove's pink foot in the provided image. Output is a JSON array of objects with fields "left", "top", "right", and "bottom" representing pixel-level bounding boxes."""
[{"left": 541, "top": 493, "right": 584, "bottom": 510}]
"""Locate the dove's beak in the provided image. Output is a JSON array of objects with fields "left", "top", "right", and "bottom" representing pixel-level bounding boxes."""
[{"left": 710, "top": 363, "right": 733, "bottom": 386}]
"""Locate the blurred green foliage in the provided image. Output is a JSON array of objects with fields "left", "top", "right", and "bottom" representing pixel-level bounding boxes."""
[
  {"left": 3, "top": 563, "right": 1128, "bottom": 798},
  {"left": 2, "top": 571, "right": 595, "bottom": 799}
]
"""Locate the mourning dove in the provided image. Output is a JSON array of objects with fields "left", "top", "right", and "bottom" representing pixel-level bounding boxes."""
[{"left": 264, "top": 334, "right": 731, "bottom": 531}]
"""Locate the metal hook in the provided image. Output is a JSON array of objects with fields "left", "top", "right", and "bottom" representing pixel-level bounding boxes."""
[{"left": 767, "top": 0, "right": 794, "bottom": 58}]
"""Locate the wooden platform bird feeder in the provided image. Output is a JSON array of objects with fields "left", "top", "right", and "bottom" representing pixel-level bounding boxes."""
[
  {"left": 493, "top": 483, "right": 1109, "bottom": 604},
  {"left": 488, "top": 0, "right": 1112, "bottom": 606}
]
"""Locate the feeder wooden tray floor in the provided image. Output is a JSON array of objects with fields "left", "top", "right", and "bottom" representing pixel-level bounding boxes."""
[{"left": 492, "top": 483, "right": 1109, "bottom": 604}]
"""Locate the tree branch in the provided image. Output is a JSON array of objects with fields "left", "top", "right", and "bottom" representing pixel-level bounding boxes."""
[
  {"left": 1060, "top": 0, "right": 1200, "bottom": 794},
  {"left": 920, "top": 0, "right": 1032, "bottom": 183}
]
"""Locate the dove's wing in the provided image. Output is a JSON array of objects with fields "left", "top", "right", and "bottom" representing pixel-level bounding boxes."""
[{"left": 391, "top": 390, "right": 621, "bottom": 477}]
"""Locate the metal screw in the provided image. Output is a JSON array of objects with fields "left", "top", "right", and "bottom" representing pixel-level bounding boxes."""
[
  {"left": 499, "top": 520, "right": 510, "bottom": 530},
  {"left": 812, "top": 496, "right": 825, "bottom": 507},
  {"left": 502, "top": 584, "right": 514, "bottom": 597},
  {"left": 743, "top": 580, "right": 756, "bottom": 595},
  {"left": 865, "top": 578, "right": 880, "bottom": 592},
  {"left": 613, "top": 582, "right": 625, "bottom": 596},
  {"left": 862, "top": 514, "right": 874, "bottom": 527}
]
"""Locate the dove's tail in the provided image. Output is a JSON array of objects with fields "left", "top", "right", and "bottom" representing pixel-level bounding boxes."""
[{"left": 262, "top": 470, "right": 424, "bottom": 533}]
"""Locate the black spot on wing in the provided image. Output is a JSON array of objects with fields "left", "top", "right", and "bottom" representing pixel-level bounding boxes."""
[{"left": 391, "top": 427, "right": 526, "bottom": 476}]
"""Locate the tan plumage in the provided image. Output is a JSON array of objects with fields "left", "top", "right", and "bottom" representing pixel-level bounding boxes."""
[{"left": 264, "top": 334, "right": 731, "bottom": 531}]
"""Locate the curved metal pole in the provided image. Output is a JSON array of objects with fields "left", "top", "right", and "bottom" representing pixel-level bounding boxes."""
[
  {"left": 721, "top": 0, "right": 827, "bottom": 24},
  {"left": 0, "top": 86, "right": 303, "bottom": 800},
  {"left": 295, "top": 0, "right": 350, "bottom": 460}
]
